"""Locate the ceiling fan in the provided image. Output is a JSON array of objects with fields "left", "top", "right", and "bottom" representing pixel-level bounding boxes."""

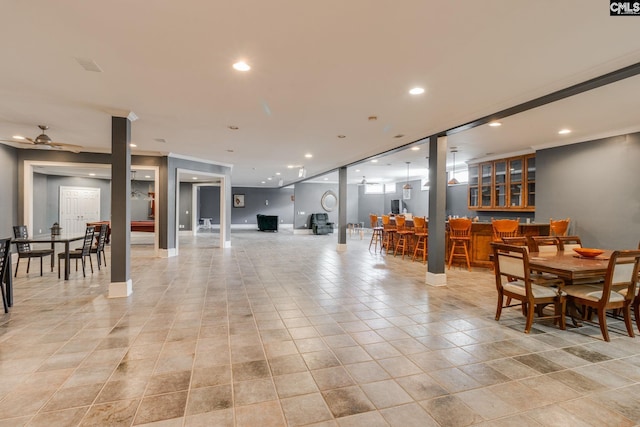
[{"left": 2, "top": 125, "right": 82, "bottom": 153}]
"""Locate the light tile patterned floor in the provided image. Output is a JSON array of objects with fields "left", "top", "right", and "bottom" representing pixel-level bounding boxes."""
[{"left": 2, "top": 228, "right": 640, "bottom": 426}]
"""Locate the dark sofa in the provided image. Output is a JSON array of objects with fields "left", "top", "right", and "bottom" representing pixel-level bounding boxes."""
[
  {"left": 257, "top": 214, "right": 278, "bottom": 232},
  {"left": 310, "top": 213, "right": 334, "bottom": 235}
]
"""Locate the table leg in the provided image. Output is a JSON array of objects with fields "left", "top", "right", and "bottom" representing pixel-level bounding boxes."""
[
  {"left": 5, "top": 258, "right": 12, "bottom": 307},
  {"left": 50, "top": 242, "right": 55, "bottom": 270},
  {"left": 65, "top": 241, "right": 71, "bottom": 280}
]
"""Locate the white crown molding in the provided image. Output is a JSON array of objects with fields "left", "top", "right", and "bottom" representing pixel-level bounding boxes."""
[{"left": 168, "top": 152, "right": 233, "bottom": 169}]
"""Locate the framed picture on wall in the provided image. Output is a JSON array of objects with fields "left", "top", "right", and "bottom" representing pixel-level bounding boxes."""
[{"left": 233, "top": 194, "right": 245, "bottom": 208}]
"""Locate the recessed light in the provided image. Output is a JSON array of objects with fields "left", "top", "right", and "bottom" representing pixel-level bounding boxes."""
[
  {"left": 12, "top": 135, "right": 25, "bottom": 140},
  {"left": 411, "top": 146, "right": 420, "bottom": 151},
  {"left": 558, "top": 129, "right": 571, "bottom": 135},
  {"left": 228, "top": 125, "right": 239, "bottom": 130},
  {"left": 371, "top": 159, "right": 378, "bottom": 163},
  {"left": 323, "top": 178, "right": 328, "bottom": 181},
  {"left": 261, "top": 181, "right": 266, "bottom": 184},
  {"left": 145, "top": 175, "right": 151, "bottom": 179},
  {"left": 89, "top": 173, "right": 96, "bottom": 176},
  {"left": 409, "top": 87, "right": 425, "bottom": 95},
  {"left": 355, "top": 169, "right": 360, "bottom": 172},
  {"left": 275, "top": 172, "right": 281, "bottom": 175},
  {"left": 489, "top": 122, "right": 502, "bottom": 127},
  {"left": 287, "top": 165, "right": 294, "bottom": 169},
  {"left": 368, "top": 116, "right": 377, "bottom": 121},
  {"left": 267, "top": 177, "right": 272, "bottom": 180},
  {"left": 337, "top": 135, "right": 346, "bottom": 138},
  {"left": 192, "top": 177, "right": 198, "bottom": 180},
  {"left": 232, "top": 61, "right": 251, "bottom": 71},
  {"left": 226, "top": 149, "right": 234, "bottom": 153},
  {"left": 305, "top": 153, "right": 313, "bottom": 158},
  {"left": 129, "top": 143, "right": 137, "bottom": 147}
]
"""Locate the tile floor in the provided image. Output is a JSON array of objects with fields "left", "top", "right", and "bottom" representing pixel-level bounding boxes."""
[{"left": 2, "top": 228, "right": 640, "bottom": 426}]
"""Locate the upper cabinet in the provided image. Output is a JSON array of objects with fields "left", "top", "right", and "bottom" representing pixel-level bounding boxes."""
[{"left": 468, "top": 154, "right": 535, "bottom": 211}]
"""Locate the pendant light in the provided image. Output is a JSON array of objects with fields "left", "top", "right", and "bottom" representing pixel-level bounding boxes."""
[
  {"left": 448, "top": 149, "right": 460, "bottom": 185},
  {"left": 403, "top": 161, "right": 412, "bottom": 200}
]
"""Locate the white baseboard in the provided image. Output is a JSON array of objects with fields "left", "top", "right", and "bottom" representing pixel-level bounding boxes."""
[
  {"left": 336, "top": 243, "right": 348, "bottom": 252},
  {"left": 223, "top": 240, "right": 232, "bottom": 248},
  {"left": 293, "top": 229, "right": 313, "bottom": 235},
  {"left": 159, "top": 248, "right": 178, "bottom": 258},
  {"left": 426, "top": 272, "right": 447, "bottom": 287},
  {"left": 109, "top": 279, "right": 132, "bottom": 298}
]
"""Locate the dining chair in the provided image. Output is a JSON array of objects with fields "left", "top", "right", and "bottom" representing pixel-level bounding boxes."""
[
  {"left": 394, "top": 215, "right": 414, "bottom": 259},
  {"left": 91, "top": 223, "right": 108, "bottom": 270},
  {"left": 564, "top": 249, "right": 640, "bottom": 341},
  {"left": 491, "top": 218, "right": 520, "bottom": 242},
  {"left": 368, "top": 214, "right": 383, "bottom": 252},
  {"left": 0, "top": 237, "right": 11, "bottom": 313},
  {"left": 491, "top": 242, "right": 566, "bottom": 333},
  {"left": 557, "top": 235, "right": 582, "bottom": 251},
  {"left": 501, "top": 236, "right": 530, "bottom": 250},
  {"left": 412, "top": 216, "right": 428, "bottom": 264},
  {"left": 58, "top": 226, "right": 95, "bottom": 278},
  {"left": 549, "top": 218, "right": 570, "bottom": 236},
  {"left": 529, "top": 236, "right": 560, "bottom": 254},
  {"left": 13, "top": 225, "right": 54, "bottom": 277},
  {"left": 448, "top": 217, "right": 472, "bottom": 271},
  {"left": 381, "top": 215, "right": 397, "bottom": 254}
]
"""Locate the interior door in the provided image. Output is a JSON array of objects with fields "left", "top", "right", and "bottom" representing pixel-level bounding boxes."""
[{"left": 59, "top": 186, "right": 101, "bottom": 234}]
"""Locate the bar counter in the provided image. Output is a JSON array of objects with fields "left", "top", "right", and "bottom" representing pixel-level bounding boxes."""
[{"left": 447, "top": 222, "right": 550, "bottom": 268}]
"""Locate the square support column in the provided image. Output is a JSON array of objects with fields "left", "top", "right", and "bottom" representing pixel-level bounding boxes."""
[{"left": 427, "top": 135, "right": 448, "bottom": 286}]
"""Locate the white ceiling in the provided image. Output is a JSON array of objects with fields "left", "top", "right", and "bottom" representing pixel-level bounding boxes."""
[{"left": 1, "top": 1, "right": 640, "bottom": 187}]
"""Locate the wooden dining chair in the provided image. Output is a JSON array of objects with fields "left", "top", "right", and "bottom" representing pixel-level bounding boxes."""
[
  {"left": 0, "top": 237, "right": 11, "bottom": 313},
  {"left": 528, "top": 236, "right": 560, "bottom": 254},
  {"left": 564, "top": 249, "right": 640, "bottom": 341},
  {"left": 491, "top": 242, "right": 566, "bottom": 333},
  {"left": 448, "top": 218, "right": 472, "bottom": 271},
  {"left": 557, "top": 236, "right": 582, "bottom": 251},
  {"left": 549, "top": 218, "right": 570, "bottom": 236},
  {"left": 59, "top": 226, "right": 95, "bottom": 278},
  {"left": 412, "top": 216, "right": 428, "bottom": 264},
  {"left": 368, "top": 214, "right": 383, "bottom": 252},
  {"left": 501, "top": 236, "right": 530, "bottom": 250},
  {"left": 12, "top": 225, "right": 54, "bottom": 277},
  {"left": 491, "top": 218, "right": 520, "bottom": 242}
]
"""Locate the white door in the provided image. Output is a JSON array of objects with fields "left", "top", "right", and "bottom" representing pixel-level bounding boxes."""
[{"left": 60, "top": 186, "right": 101, "bottom": 234}]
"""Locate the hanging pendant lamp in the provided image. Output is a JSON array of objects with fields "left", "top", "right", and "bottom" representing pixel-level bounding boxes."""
[
  {"left": 448, "top": 149, "right": 460, "bottom": 185},
  {"left": 403, "top": 162, "right": 412, "bottom": 200}
]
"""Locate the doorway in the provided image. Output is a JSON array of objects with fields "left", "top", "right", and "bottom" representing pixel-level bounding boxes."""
[{"left": 59, "top": 186, "right": 101, "bottom": 234}]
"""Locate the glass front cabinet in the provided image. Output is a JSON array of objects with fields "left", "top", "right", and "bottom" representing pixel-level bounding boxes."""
[{"left": 467, "top": 154, "right": 535, "bottom": 211}]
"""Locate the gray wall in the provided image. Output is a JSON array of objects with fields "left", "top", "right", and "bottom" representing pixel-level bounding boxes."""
[
  {"left": 294, "top": 182, "right": 339, "bottom": 229},
  {"left": 199, "top": 186, "right": 220, "bottom": 223},
  {"left": 31, "top": 173, "right": 112, "bottom": 234},
  {"left": 536, "top": 133, "right": 640, "bottom": 249},
  {"left": 0, "top": 144, "right": 18, "bottom": 238},
  {"left": 357, "top": 179, "right": 430, "bottom": 224},
  {"left": 131, "top": 180, "right": 154, "bottom": 221},
  {"left": 178, "top": 182, "right": 192, "bottom": 231},
  {"left": 229, "top": 186, "right": 294, "bottom": 225}
]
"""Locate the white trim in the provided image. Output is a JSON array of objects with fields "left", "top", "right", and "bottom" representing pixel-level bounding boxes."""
[
  {"left": 426, "top": 272, "right": 447, "bottom": 287},
  {"left": 159, "top": 248, "right": 178, "bottom": 258},
  {"left": 293, "top": 229, "right": 313, "bottom": 235},
  {"left": 223, "top": 240, "right": 232, "bottom": 248},
  {"left": 108, "top": 279, "right": 132, "bottom": 298},
  {"left": 336, "top": 243, "right": 348, "bottom": 252}
]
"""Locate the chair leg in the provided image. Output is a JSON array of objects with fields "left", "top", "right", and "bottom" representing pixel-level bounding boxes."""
[
  {"left": 89, "top": 256, "right": 94, "bottom": 274},
  {"left": 623, "top": 304, "right": 635, "bottom": 338},
  {"left": 597, "top": 309, "right": 610, "bottom": 342},
  {"left": 102, "top": 250, "right": 107, "bottom": 267},
  {"left": 58, "top": 259, "right": 61, "bottom": 279},
  {"left": 14, "top": 258, "right": 20, "bottom": 278},
  {"left": 81, "top": 258, "right": 86, "bottom": 277},
  {"left": 1, "top": 282, "right": 8, "bottom": 313},
  {"left": 556, "top": 298, "right": 566, "bottom": 330},
  {"left": 40, "top": 256, "right": 44, "bottom": 276},
  {"left": 634, "top": 295, "right": 640, "bottom": 333},
  {"left": 524, "top": 301, "right": 535, "bottom": 333},
  {"left": 96, "top": 253, "right": 100, "bottom": 270},
  {"left": 27, "top": 258, "right": 31, "bottom": 274},
  {"left": 495, "top": 293, "right": 503, "bottom": 321},
  {"left": 447, "top": 241, "right": 456, "bottom": 270},
  {"left": 462, "top": 241, "right": 471, "bottom": 271}
]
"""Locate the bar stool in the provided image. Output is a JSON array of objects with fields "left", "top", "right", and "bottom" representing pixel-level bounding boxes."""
[
  {"left": 381, "top": 215, "right": 396, "bottom": 254},
  {"left": 448, "top": 217, "right": 472, "bottom": 271},
  {"left": 394, "top": 216, "right": 414, "bottom": 259},
  {"left": 412, "top": 216, "right": 428, "bottom": 264},
  {"left": 369, "top": 214, "right": 383, "bottom": 252},
  {"left": 549, "top": 218, "right": 570, "bottom": 236},
  {"left": 491, "top": 218, "right": 520, "bottom": 242}
]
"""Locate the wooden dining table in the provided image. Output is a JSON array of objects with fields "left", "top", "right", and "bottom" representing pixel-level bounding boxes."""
[{"left": 528, "top": 250, "right": 611, "bottom": 284}]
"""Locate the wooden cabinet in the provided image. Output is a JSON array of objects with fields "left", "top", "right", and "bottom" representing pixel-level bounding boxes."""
[{"left": 468, "top": 154, "right": 535, "bottom": 211}]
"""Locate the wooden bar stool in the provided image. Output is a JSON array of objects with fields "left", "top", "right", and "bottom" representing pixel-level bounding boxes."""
[
  {"left": 381, "top": 215, "right": 396, "bottom": 254},
  {"left": 549, "top": 217, "right": 570, "bottom": 236},
  {"left": 369, "top": 214, "right": 383, "bottom": 252},
  {"left": 394, "top": 216, "right": 414, "bottom": 259},
  {"left": 448, "top": 217, "right": 472, "bottom": 271},
  {"left": 491, "top": 218, "right": 520, "bottom": 242},
  {"left": 412, "top": 216, "right": 428, "bottom": 264}
]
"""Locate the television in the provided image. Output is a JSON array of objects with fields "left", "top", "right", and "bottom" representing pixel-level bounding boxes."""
[{"left": 391, "top": 199, "right": 404, "bottom": 214}]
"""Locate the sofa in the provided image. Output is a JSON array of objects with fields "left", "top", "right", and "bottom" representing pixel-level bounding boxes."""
[
  {"left": 310, "top": 213, "right": 334, "bottom": 235},
  {"left": 257, "top": 214, "right": 278, "bottom": 232}
]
